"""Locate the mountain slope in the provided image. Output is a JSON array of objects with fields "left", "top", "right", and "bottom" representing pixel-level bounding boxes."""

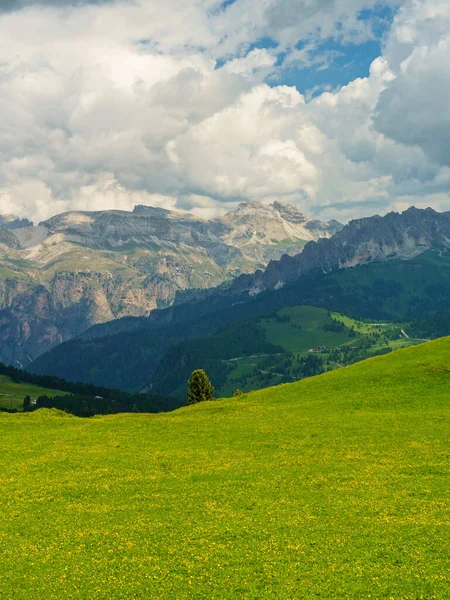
[
  {"left": 0, "top": 361, "right": 177, "bottom": 414},
  {"left": 29, "top": 245, "right": 450, "bottom": 392},
  {"left": 86, "top": 205, "right": 449, "bottom": 336},
  {"left": 0, "top": 202, "right": 340, "bottom": 366},
  {"left": 0, "top": 374, "right": 68, "bottom": 411},
  {"left": 2, "top": 339, "right": 450, "bottom": 599},
  {"left": 146, "top": 306, "right": 419, "bottom": 400},
  {"left": 0, "top": 214, "right": 33, "bottom": 230}
]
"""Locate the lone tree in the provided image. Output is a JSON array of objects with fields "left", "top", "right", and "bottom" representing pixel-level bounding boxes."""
[
  {"left": 187, "top": 369, "right": 214, "bottom": 405},
  {"left": 23, "top": 395, "right": 31, "bottom": 412}
]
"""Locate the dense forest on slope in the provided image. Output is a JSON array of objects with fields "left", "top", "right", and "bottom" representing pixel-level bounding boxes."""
[
  {"left": 147, "top": 306, "right": 417, "bottom": 398},
  {"left": 408, "top": 310, "right": 450, "bottom": 340},
  {"left": 30, "top": 250, "right": 450, "bottom": 391}
]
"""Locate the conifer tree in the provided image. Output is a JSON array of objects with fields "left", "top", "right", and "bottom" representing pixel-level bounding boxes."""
[
  {"left": 187, "top": 369, "right": 214, "bottom": 405},
  {"left": 23, "top": 395, "right": 31, "bottom": 412}
]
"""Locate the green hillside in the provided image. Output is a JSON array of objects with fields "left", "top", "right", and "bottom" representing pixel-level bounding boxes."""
[
  {"left": 1, "top": 339, "right": 449, "bottom": 598},
  {"left": 149, "top": 305, "right": 422, "bottom": 399},
  {"left": 0, "top": 374, "right": 68, "bottom": 411}
]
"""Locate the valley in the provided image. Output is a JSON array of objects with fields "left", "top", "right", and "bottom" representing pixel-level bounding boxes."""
[
  {"left": 217, "top": 307, "right": 423, "bottom": 397},
  {"left": 147, "top": 305, "right": 423, "bottom": 399},
  {"left": 0, "top": 374, "right": 68, "bottom": 412},
  {"left": 0, "top": 362, "right": 177, "bottom": 415}
]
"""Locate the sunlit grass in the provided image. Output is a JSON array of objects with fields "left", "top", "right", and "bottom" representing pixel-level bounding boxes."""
[{"left": 1, "top": 338, "right": 449, "bottom": 598}]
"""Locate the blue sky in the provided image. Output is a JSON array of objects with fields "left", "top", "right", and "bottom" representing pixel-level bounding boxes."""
[
  {"left": 272, "top": 38, "right": 386, "bottom": 97},
  {"left": 278, "top": 6, "right": 395, "bottom": 97},
  {"left": 216, "top": 4, "right": 397, "bottom": 98}
]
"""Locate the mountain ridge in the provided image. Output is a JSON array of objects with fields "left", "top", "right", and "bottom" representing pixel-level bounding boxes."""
[
  {"left": 0, "top": 201, "right": 341, "bottom": 366},
  {"left": 28, "top": 207, "right": 450, "bottom": 391},
  {"left": 171, "top": 206, "right": 450, "bottom": 305}
]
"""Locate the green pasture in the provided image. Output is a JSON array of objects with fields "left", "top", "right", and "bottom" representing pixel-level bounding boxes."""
[
  {"left": 0, "top": 375, "right": 68, "bottom": 411},
  {"left": 259, "top": 306, "right": 356, "bottom": 353},
  {"left": 1, "top": 338, "right": 449, "bottom": 598},
  {"left": 217, "top": 306, "right": 418, "bottom": 395}
]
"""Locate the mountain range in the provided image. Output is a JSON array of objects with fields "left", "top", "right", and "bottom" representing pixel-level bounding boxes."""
[
  {"left": 29, "top": 206, "right": 450, "bottom": 395},
  {"left": 0, "top": 201, "right": 341, "bottom": 366}
]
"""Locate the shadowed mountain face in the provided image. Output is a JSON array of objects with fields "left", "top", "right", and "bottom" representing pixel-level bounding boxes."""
[
  {"left": 29, "top": 206, "right": 450, "bottom": 391},
  {"left": 0, "top": 202, "right": 341, "bottom": 366}
]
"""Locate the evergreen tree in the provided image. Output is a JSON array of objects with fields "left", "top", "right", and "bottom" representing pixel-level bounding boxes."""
[
  {"left": 187, "top": 370, "right": 214, "bottom": 405},
  {"left": 23, "top": 396, "right": 31, "bottom": 412}
]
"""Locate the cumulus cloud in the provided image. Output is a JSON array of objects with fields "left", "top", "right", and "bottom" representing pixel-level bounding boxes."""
[
  {"left": 167, "top": 85, "right": 319, "bottom": 201},
  {"left": 0, "top": 0, "right": 449, "bottom": 224},
  {"left": 374, "top": 0, "right": 450, "bottom": 167}
]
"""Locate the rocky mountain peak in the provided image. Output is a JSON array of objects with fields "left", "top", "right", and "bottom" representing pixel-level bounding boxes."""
[
  {"left": 231, "top": 200, "right": 307, "bottom": 222},
  {"left": 222, "top": 206, "right": 450, "bottom": 297},
  {"left": 271, "top": 201, "right": 307, "bottom": 223},
  {"left": 217, "top": 200, "right": 342, "bottom": 245},
  {"left": 0, "top": 214, "right": 33, "bottom": 230}
]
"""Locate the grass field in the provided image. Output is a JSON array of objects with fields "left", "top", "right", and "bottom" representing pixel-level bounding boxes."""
[
  {"left": 1, "top": 338, "right": 449, "bottom": 599},
  {"left": 259, "top": 306, "right": 357, "bottom": 353},
  {"left": 0, "top": 375, "right": 68, "bottom": 411},
  {"left": 0, "top": 266, "right": 27, "bottom": 280}
]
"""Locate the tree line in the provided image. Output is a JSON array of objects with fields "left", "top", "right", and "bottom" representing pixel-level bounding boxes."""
[{"left": 0, "top": 361, "right": 178, "bottom": 416}]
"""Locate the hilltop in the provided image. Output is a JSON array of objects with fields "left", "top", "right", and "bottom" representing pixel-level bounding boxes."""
[{"left": 1, "top": 339, "right": 449, "bottom": 598}]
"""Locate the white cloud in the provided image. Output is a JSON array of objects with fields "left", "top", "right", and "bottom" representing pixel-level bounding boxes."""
[
  {"left": 374, "top": 0, "right": 450, "bottom": 167},
  {"left": 0, "top": 176, "right": 179, "bottom": 223},
  {"left": 0, "top": 0, "right": 449, "bottom": 225},
  {"left": 224, "top": 48, "right": 277, "bottom": 76},
  {"left": 166, "top": 85, "right": 319, "bottom": 201},
  {"left": 0, "top": 0, "right": 114, "bottom": 10}
]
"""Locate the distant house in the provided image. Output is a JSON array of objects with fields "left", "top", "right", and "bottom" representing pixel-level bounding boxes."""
[{"left": 308, "top": 346, "right": 329, "bottom": 353}]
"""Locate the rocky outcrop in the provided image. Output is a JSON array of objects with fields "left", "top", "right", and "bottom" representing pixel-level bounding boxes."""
[
  {"left": 0, "top": 214, "right": 33, "bottom": 230},
  {"left": 0, "top": 201, "right": 341, "bottom": 365},
  {"left": 218, "top": 207, "right": 450, "bottom": 296}
]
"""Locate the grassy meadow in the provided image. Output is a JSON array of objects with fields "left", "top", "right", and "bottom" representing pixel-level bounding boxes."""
[
  {"left": 0, "top": 374, "right": 68, "bottom": 411},
  {"left": 1, "top": 338, "right": 449, "bottom": 598}
]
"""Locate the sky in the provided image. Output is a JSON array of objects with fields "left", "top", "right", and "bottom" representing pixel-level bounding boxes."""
[{"left": 0, "top": 0, "right": 449, "bottom": 224}]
